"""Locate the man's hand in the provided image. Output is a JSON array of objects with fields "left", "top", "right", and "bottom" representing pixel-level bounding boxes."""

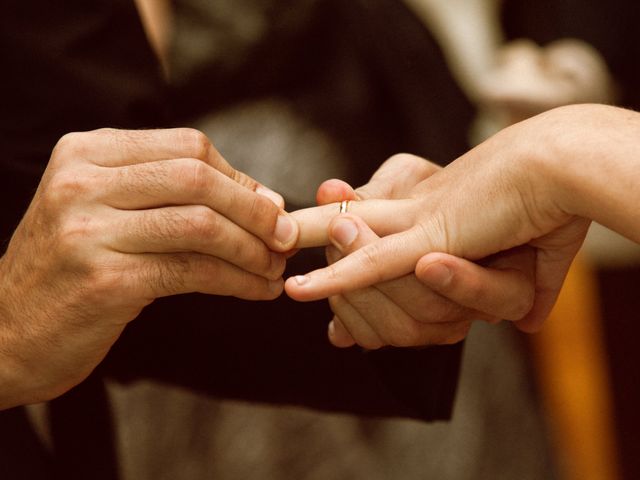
[
  {"left": 0, "top": 128, "right": 298, "bottom": 408},
  {"left": 291, "top": 154, "right": 536, "bottom": 349}
]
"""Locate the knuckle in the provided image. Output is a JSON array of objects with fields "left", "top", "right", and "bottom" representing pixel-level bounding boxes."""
[
  {"left": 387, "top": 153, "right": 421, "bottom": 169},
  {"left": 93, "top": 127, "right": 119, "bottom": 143},
  {"left": 356, "top": 246, "right": 385, "bottom": 284},
  {"left": 388, "top": 153, "right": 437, "bottom": 177},
  {"left": 232, "top": 169, "right": 258, "bottom": 190},
  {"left": 84, "top": 266, "right": 131, "bottom": 306},
  {"left": 45, "top": 169, "right": 92, "bottom": 206},
  {"left": 177, "top": 158, "right": 212, "bottom": 196},
  {"left": 179, "top": 128, "right": 212, "bottom": 160},
  {"left": 189, "top": 206, "right": 219, "bottom": 239},
  {"left": 249, "top": 194, "right": 279, "bottom": 234},
  {"left": 51, "top": 132, "right": 85, "bottom": 163},
  {"left": 56, "top": 214, "right": 98, "bottom": 256}
]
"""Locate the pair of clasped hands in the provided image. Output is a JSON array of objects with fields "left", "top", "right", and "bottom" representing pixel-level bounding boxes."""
[{"left": 2, "top": 106, "right": 598, "bottom": 407}]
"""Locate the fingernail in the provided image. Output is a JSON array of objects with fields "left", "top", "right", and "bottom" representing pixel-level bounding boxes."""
[
  {"left": 294, "top": 275, "right": 309, "bottom": 286},
  {"left": 331, "top": 219, "right": 358, "bottom": 250},
  {"left": 422, "top": 262, "right": 453, "bottom": 288},
  {"left": 328, "top": 320, "right": 336, "bottom": 339},
  {"left": 275, "top": 214, "right": 296, "bottom": 246},
  {"left": 256, "top": 185, "right": 284, "bottom": 207}
]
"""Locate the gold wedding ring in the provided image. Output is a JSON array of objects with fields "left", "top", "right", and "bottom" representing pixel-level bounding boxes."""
[{"left": 339, "top": 200, "right": 350, "bottom": 214}]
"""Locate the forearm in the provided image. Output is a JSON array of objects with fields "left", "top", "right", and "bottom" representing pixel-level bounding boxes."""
[{"left": 536, "top": 104, "right": 640, "bottom": 243}]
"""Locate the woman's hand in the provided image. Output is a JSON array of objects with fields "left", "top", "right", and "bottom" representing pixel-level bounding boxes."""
[
  {"left": 286, "top": 105, "right": 619, "bottom": 335},
  {"left": 294, "top": 154, "right": 536, "bottom": 349}
]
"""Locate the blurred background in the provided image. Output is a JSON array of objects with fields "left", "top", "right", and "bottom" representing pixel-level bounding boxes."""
[{"left": 25, "top": 0, "right": 640, "bottom": 478}]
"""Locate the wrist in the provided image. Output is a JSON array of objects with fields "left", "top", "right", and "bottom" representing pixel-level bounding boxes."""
[
  {"left": 532, "top": 104, "right": 640, "bottom": 231},
  {"left": 530, "top": 105, "right": 599, "bottom": 218},
  {"left": 0, "top": 262, "right": 51, "bottom": 409},
  {"left": 489, "top": 111, "right": 571, "bottom": 231}
]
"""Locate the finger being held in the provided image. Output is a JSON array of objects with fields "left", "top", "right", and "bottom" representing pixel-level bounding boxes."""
[
  {"left": 291, "top": 198, "right": 415, "bottom": 249},
  {"left": 415, "top": 247, "right": 536, "bottom": 322},
  {"left": 100, "top": 158, "right": 298, "bottom": 253},
  {"left": 325, "top": 216, "right": 474, "bottom": 346}
]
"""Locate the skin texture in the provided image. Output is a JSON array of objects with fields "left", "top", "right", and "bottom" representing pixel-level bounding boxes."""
[
  {"left": 0, "top": 128, "right": 298, "bottom": 409},
  {"left": 298, "top": 154, "right": 536, "bottom": 349},
  {"left": 286, "top": 104, "right": 640, "bottom": 342}
]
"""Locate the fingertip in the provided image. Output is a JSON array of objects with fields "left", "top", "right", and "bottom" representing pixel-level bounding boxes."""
[
  {"left": 416, "top": 252, "right": 452, "bottom": 274},
  {"left": 328, "top": 213, "right": 379, "bottom": 253},
  {"left": 316, "top": 179, "right": 356, "bottom": 206},
  {"left": 273, "top": 212, "right": 299, "bottom": 251},
  {"left": 415, "top": 255, "right": 454, "bottom": 290},
  {"left": 328, "top": 318, "right": 356, "bottom": 348},
  {"left": 329, "top": 216, "right": 359, "bottom": 251},
  {"left": 284, "top": 275, "right": 313, "bottom": 301}
]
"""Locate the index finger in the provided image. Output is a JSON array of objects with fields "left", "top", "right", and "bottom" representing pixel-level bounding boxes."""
[
  {"left": 54, "top": 128, "right": 264, "bottom": 192},
  {"left": 291, "top": 199, "right": 415, "bottom": 248},
  {"left": 285, "top": 227, "right": 427, "bottom": 301}
]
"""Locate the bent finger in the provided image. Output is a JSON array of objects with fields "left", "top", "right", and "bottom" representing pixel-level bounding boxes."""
[
  {"left": 103, "top": 159, "right": 298, "bottom": 251},
  {"left": 416, "top": 250, "right": 536, "bottom": 321},
  {"left": 286, "top": 226, "right": 427, "bottom": 301},
  {"left": 328, "top": 295, "right": 384, "bottom": 350},
  {"left": 124, "top": 252, "right": 284, "bottom": 301},
  {"left": 54, "top": 128, "right": 283, "bottom": 202},
  {"left": 316, "top": 179, "right": 357, "bottom": 206},
  {"left": 108, "top": 205, "right": 285, "bottom": 280},
  {"left": 355, "top": 153, "right": 441, "bottom": 200},
  {"left": 326, "top": 215, "right": 489, "bottom": 323},
  {"left": 516, "top": 239, "right": 585, "bottom": 332},
  {"left": 315, "top": 154, "right": 438, "bottom": 206},
  {"left": 328, "top": 316, "right": 357, "bottom": 348}
]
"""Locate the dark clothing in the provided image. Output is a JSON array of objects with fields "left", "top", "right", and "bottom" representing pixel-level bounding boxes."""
[{"left": 0, "top": 0, "right": 473, "bottom": 478}]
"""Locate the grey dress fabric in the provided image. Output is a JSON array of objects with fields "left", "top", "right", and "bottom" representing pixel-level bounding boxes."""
[{"left": 110, "top": 323, "right": 556, "bottom": 480}]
